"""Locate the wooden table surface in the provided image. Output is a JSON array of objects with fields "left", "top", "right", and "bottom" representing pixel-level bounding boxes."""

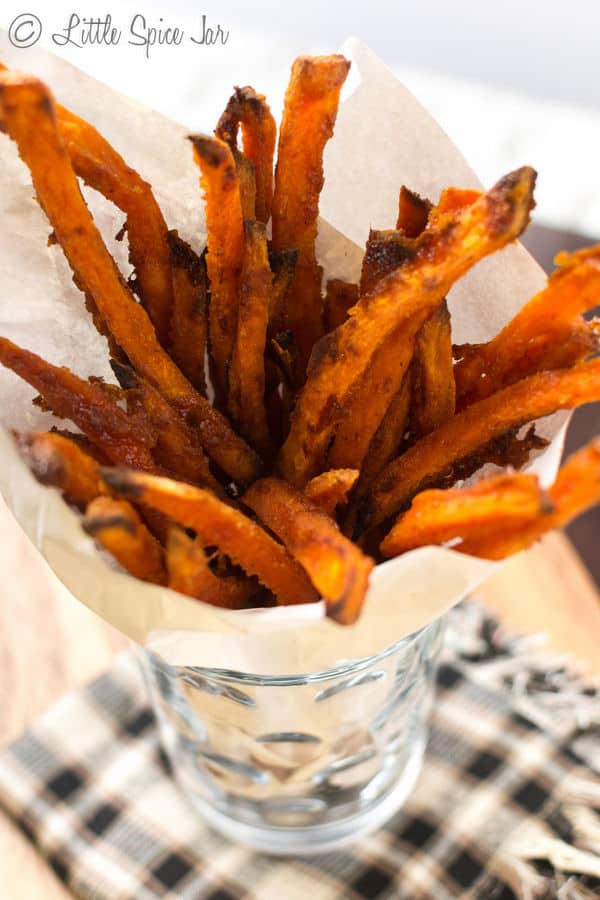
[{"left": 0, "top": 495, "right": 599, "bottom": 899}]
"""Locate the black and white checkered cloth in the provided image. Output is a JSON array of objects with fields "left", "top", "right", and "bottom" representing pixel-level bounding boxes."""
[{"left": 0, "top": 603, "right": 598, "bottom": 899}]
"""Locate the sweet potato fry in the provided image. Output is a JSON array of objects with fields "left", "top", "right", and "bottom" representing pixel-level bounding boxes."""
[
  {"left": 0, "top": 62, "right": 174, "bottom": 345},
  {"left": 359, "top": 229, "right": 417, "bottom": 295},
  {"left": 188, "top": 134, "right": 245, "bottom": 404},
  {"left": 55, "top": 107, "right": 174, "bottom": 346},
  {"left": 268, "top": 331, "right": 298, "bottom": 389},
  {"left": 215, "top": 85, "right": 277, "bottom": 224},
  {"left": 324, "top": 279, "right": 359, "bottom": 332},
  {"left": 17, "top": 430, "right": 109, "bottom": 508},
  {"left": 268, "top": 249, "right": 298, "bottom": 339},
  {"left": 410, "top": 301, "right": 455, "bottom": 437},
  {"left": 458, "top": 439, "right": 600, "bottom": 559},
  {"left": 271, "top": 55, "right": 350, "bottom": 366},
  {"left": 430, "top": 187, "right": 482, "bottom": 220},
  {"left": 0, "top": 73, "right": 259, "bottom": 485},
  {"left": 166, "top": 232, "right": 207, "bottom": 394},
  {"left": 360, "top": 195, "right": 454, "bottom": 445},
  {"left": 454, "top": 246, "right": 600, "bottom": 409},
  {"left": 349, "top": 366, "right": 413, "bottom": 502},
  {"left": 380, "top": 193, "right": 455, "bottom": 438},
  {"left": 243, "top": 477, "right": 373, "bottom": 624},
  {"left": 228, "top": 220, "right": 272, "bottom": 459},
  {"left": 166, "top": 528, "right": 256, "bottom": 608},
  {"left": 0, "top": 338, "right": 157, "bottom": 469},
  {"left": 109, "top": 360, "right": 219, "bottom": 490},
  {"left": 278, "top": 168, "right": 536, "bottom": 486},
  {"left": 101, "top": 468, "right": 318, "bottom": 606},
  {"left": 304, "top": 469, "right": 358, "bottom": 516},
  {"left": 233, "top": 149, "right": 257, "bottom": 219},
  {"left": 327, "top": 322, "right": 413, "bottom": 470},
  {"left": 380, "top": 472, "right": 546, "bottom": 557},
  {"left": 396, "top": 186, "right": 432, "bottom": 236},
  {"left": 83, "top": 496, "right": 166, "bottom": 584},
  {"left": 365, "top": 358, "right": 600, "bottom": 531}
]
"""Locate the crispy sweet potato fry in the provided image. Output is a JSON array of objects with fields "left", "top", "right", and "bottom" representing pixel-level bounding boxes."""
[
  {"left": 216, "top": 85, "right": 277, "bottom": 224},
  {"left": 327, "top": 322, "right": 413, "bottom": 470},
  {"left": 101, "top": 468, "right": 318, "bottom": 606},
  {"left": 304, "top": 469, "right": 358, "bottom": 516},
  {"left": 349, "top": 366, "right": 413, "bottom": 503},
  {"left": 0, "top": 338, "right": 157, "bottom": 469},
  {"left": 243, "top": 477, "right": 374, "bottom": 624},
  {"left": 359, "top": 229, "right": 417, "bottom": 295},
  {"left": 55, "top": 106, "right": 174, "bottom": 346},
  {"left": 233, "top": 149, "right": 257, "bottom": 219},
  {"left": 268, "top": 249, "right": 298, "bottom": 337},
  {"left": 410, "top": 301, "right": 455, "bottom": 437},
  {"left": 278, "top": 168, "right": 536, "bottom": 486},
  {"left": 454, "top": 246, "right": 600, "bottom": 408},
  {"left": 228, "top": 220, "right": 273, "bottom": 459},
  {"left": 324, "top": 280, "right": 359, "bottom": 332},
  {"left": 458, "top": 440, "right": 600, "bottom": 559},
  {"left": 380, "top": 472, "right": 546, "bottom": 557},
  {"left": 166, "top": 232, "right": 207, "bottom": 394},
  {"left": 271, "top": 55, "right": 350, "bottom": 365},
  {"left": 188, "top": 134, "right": 245, "bottom": 404},
  {"left": 166, "top": 528, "right": 256, "bottom": 608},
  {"left": 0, "top": 62, "right": 175, "bottom": 345},
  {"left": 0, "top": 73, "right": 259, "bottom": 485},
  {"left": 365, "top": 358, "right": 600, "bottom": 530},
  {"left": 358, "top": 194, "right": 454, "bottom": 450},
  {"left": 350, "top": 190, "right": 471, "bottom": 454},
  {"left": 430, "top": 187, "right": 482, "bottom": 220},
  {"left": 110, "top": 360, "right": 218, "bottom": 490},
  {"left": 396, "top": 186, "right": 432, "bottom": 236},
  {"left": 268, "top": 331, "right": 298, "bottom": 389},
  {"left": 18, "top": 430, "right": 109, "bottom": 508},
  {"left": 84, "top": 496, "right": 166, "bottom": 584}
]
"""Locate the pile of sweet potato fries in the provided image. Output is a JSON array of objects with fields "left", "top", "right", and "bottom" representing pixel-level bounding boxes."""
[{"left": 0, "top": 55, "right": 599, "bottom": 624}]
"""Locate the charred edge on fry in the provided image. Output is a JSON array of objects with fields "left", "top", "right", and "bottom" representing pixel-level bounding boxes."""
[
  {"left": 83, "top": 513, "right": 137, "bottom": 536},
  {"left": 166, "top": 230, "right": 207, "bottom": 286},
  {"left": 100, "top": 467, "right": 144, "bottom": 498}
]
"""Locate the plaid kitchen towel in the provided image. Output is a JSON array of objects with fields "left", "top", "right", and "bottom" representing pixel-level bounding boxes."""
[{"left": 0, "top": 603, "right": 599, "bottom": 900}]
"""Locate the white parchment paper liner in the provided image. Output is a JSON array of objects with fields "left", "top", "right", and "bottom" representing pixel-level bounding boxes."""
[{"left": 0, "top": 36, "right": 568, "bottom": 674}]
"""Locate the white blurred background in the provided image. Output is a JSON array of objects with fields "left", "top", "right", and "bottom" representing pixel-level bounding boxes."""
[{"left": 1, "top": 0, "right": 600, "bottom": 236}]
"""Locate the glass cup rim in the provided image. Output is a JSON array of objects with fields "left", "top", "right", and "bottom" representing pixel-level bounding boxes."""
[{"left": 146, "top": 617, "right": 442, "bottom": 687}]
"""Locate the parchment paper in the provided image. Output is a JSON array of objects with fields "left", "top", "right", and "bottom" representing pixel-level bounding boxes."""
[{"left": 0, "top": 36, "right": 567, "bottom": 674}]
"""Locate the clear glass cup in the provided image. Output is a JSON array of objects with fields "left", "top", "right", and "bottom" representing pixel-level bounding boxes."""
[{"left": 139, "top": 616, "right": 445, "bottom": 855}]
